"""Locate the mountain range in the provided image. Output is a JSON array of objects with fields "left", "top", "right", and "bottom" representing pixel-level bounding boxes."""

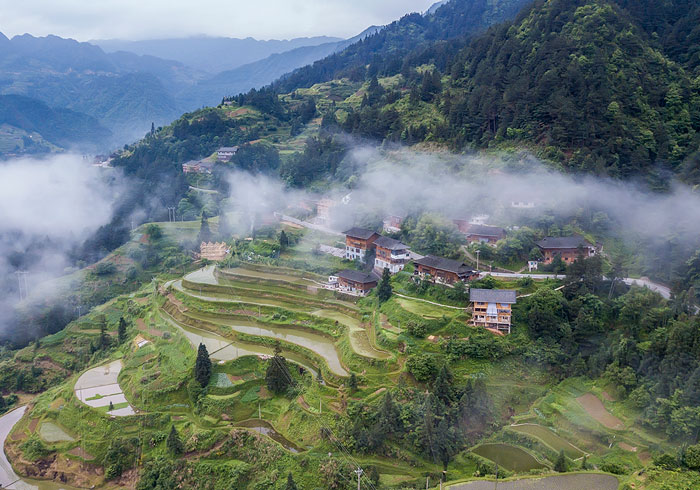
[{"left": 0, "top": 30, "right": 374, "bottom": 153}]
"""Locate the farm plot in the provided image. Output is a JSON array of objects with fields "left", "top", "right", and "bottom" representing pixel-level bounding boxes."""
[
  {"left": 508, "top": 424, "right": 584, "bottom": 459},
  {"left": 576, "top": 393, "right": 624, "bottom": 430},
  {"left": 448, "top": 473, "right": 618, "bottom": 490},
  {"left": 74, "top": 360, "right": 135, "bottom": 416}
]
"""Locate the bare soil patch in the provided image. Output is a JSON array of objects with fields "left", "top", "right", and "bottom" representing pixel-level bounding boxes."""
[
  {"left": 297, "top": 396, "right": 310, "bottom": 411},
  {"left": 68, "top": 447, "right": 95, "bottom": 460},
  {"left": 576, "top": 393, "right": 624, "bottom": 429},
  {"left": 136, "top": 318, "right": 147, "bottom": 330},
  {"left": 28, "top": 418, "right": 39, "bottom": 432},
  {"left": 601, "top": 390, "right": 615, "bottom": 401},
  {"left": 618, "top": 442, "right": 637, "bottom": 452}
]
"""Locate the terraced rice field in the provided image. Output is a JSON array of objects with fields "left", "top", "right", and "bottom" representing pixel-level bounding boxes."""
[
  {"left": 38, "top": 422, "right": 75, "bottom": 443},
  {"left": 576, "top": 393, "right": 624, "bottom": 430},
  {"left": 74, "top": 360, "right": 135, "bottom": 416},
  {"left": 509, "top": 424, "right": 584, "bottom": 459},
  {"left": 162, "top": 313, "right": 320, "bottom": 377},
  {"left": 448, "top": 474, "right": 619, "bottom": 490},
  {"left": 472, "top": 443, "right": 546, "bottom": 472},
  {"left": 179, "top": 266, "right": 390, "bottom": 360}
]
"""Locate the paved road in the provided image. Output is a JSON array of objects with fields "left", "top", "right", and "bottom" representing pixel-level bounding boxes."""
[{"left": 482, "top": 272, "right": 672, "bottom": 300}]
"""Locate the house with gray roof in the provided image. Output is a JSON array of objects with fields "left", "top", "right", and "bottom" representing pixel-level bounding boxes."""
[
  {"left": 469, "top": 288, "right": 517, "bottom": 334},
  {"left": 413, "top": 255, "right": 477, "bottom": 284},
  {"left": 343, "top": 227, "right": 381, "bottom": 262},
  {"left": 374, "top": 236, "right": 410, "bottom": 274},
  {"left": 536, "top": 235, "right": 596, "bottom": 264}
]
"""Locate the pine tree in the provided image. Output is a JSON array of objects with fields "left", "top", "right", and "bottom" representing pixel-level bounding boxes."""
[
  {"left": 433, "top": 365, "right": 453, "bottom": 403},
  {"left": 554, "top": 450, "right": 568, "bottom": 472},
  {"left": 194, "top": 343, "right": 212, "bottom": 387},
  {"left": 348, "top": 372, "right": 358, "bottom": 392},
  {"left": 377, "top": 391, "right": 400, "bottom": 436},
  {"left": 581, "top": 454, "right": 588, "bottom": 470},
  {"left": 167, "top": 425, "right": 184, "bottom": 455},
  {"left": 266, "top": 349, "right": 294, "bottom": 394},
  {"left": 197, "top": 213, "right": 212, "bottom": 244},
  {"left": 284, "top": 472, "right": 298, "bottom": 490},
  {"left": 109, "top": 401, "right": 114, "bottom": 411},
  {"left": 99, "top": 316, "right": 109, "bottom": 350},
  {"left": 279, "top": 230, "right": 289, "bottom": 250},
  {"left": 218, "top": 212, "right": 231, "bottom": 239},
  {"left": 118, "top": 317, "right": 127, "bottom": 344},
  {"left": 377, "top": 268, "right": 392, "bottom": 303}
]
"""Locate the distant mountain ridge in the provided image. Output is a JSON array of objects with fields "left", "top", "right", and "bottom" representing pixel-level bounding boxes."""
[
  {"left": 0, "top": 94, "right": 111, "bottom": 154},
  {"left": 94, "top": 35, "right": 343, "bottom": 74}
]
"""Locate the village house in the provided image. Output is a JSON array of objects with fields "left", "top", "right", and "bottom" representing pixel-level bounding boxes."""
[
  {"left": 374, "top": 236, "right": 410, "bottom": 274},
  {"left": 216, "top": 146, "right": 239, "bottom": 162},
  {"left": 413, "top": 255, "right": 478, "bottom": 285},
  {"left": 470, "top": 288, "right": 517, "bottom": 334},
  {"left": 462, "top": 224, "right": 506, "bottom": 245},
  {"left": 200, "top": 241, "right": 230, "bottom": 261},
  {"left": 536, "top": 235, "right": 596, "bottom": 264},
  {"left": 182, "top": 159, "right": 215, "bottom": 174},
  {"left": 334, "top": 270, "right": 379, "bottom": 296},
  {"left": 343, "top": 227, "right": 380, "bottom": 262},
  {"left": 382, "top": 214, "right": 404, "bottom": 233},
  {"left": 316, "top": 198, "right": 336, "bottom": 224}
]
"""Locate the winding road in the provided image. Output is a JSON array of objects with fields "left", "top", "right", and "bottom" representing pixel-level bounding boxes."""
[{"left": 482, "top": 272, "right": 672, "bottom": 299}]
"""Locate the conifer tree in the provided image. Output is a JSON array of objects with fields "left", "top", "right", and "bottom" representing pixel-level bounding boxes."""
[
  {"left": 194, "top": 343, "right": 212, "bottom": 387},
  {"left": 197, "top": 213, "right": 212, "bottom": 244},
  {"left": 279, "top": 230, "right": 289, "bottom": 250},
  {"left": 284, "top": 472, "right": 298, "bottom": 490},
  {"left": 118, "top": 317, "right": 127, "bottom": 344},
  {"left": 109, "top": 401, "right": 114, "bottom": 411},
  {"left": 348, "top": 372, "right": 358, "bottom": 392},
  {"left": 554, "top": 450, "right": 568, "bottom": 472},
  {"left": 377, "top": 268, "right": 392, "bottom": 303},
  {"left": 266, "top": 343, "right": 293, "bottom": 394},
  {"left": 218, "top": 212, "right": 231, "bottom": 239},
  {"left": 167, "top": 425, "right": 184, "bottom": 455},
  {"left": 433, "top": 365, "right": 453, "bottom": 403}
]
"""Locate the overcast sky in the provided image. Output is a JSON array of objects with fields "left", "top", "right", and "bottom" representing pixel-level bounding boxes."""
[{"left": 0, "top": 0, "right": 437, "bottom": 41}]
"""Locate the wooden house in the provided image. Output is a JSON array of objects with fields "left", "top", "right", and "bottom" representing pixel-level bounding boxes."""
[
  {"left": 374, "top": 236, "right": 410, "bottom": 274},
  {"left": 382, "top": 214, "right": 404, "bottom": 233},
  {"left": 470, "top": 289, "right": 517, "bottom": 334},
  {"left": 216, "top": 146, "right": 239, "bottom": 162},
  {"left": 413, "top": 255, "right": 478, "bottom": 285},
  {"left": 462, "top": 224, "right": 506, "bottom": 245},
  {"left": 336, "top": 270, "right": 379, "bottom": 296},
  {"left": 200, "top": 242, "right": 230, "bottom": 261},
  {"left": 536, "top": 235, "right": 595, "bottom": 264},
  {"left": 343, "top": 227, "right": 380, "bottom": 262}
]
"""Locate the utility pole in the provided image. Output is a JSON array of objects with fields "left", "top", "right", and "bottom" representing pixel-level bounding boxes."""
[
  {"left": 475, "top": 250, "right": 480, "bottom": 272},
  {"left": 354, "top": 467, "right": 363, "bottom": 490},
  {"left": 75, "top": 305, "right": 82, "bottom": 318},
  {"left": 426, "top": 476, "right": 429, "bottom": 489},
  {"left": 14, "top": 271, "right": 29, "bottom": 301},
  {"left": 167, "top": 206, "right": 176, "bottom": 222}
]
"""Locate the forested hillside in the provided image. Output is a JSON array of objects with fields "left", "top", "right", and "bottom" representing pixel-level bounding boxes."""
[
  {"left": 268, "top": 0, "right": 700, "bottom": 184},
  {"left": 0, "top": 94, "right": 111, "bottom": 152}
]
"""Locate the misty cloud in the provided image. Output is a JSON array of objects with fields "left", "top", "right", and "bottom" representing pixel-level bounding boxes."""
[
  {"left": 0, "top": 155, "right": 124, "bottom": 338},
  {"left": 0, "top": 0, "right": 435, "bottom": 41},
  {"left": 222, "top": 146, "right": 700, "bottom": 255}
]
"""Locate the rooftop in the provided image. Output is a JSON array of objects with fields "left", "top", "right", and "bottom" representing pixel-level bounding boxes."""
[
  {"left": 536, "top": 235, "right": 593, "bottom": 249},
  {"left": 470, "top": 288, "right": 517, "bottom": 304},
  {"left": 414, "top": 255, "right": 474, "bottom": 275},
  {"left": 218, "top": 146, "right": 239, "bottom": 152},
  {"left": 464, "top": 224, "right": 505, "bottom": 237},
  {"left": 374, "top": 236, "right": 409, "bottom": 250},
  {"left": 343, "top": 227, "right": 379, "bottom": 240},
  {"left": 336, "top": 269, "right": 379, "bottom": 284}
]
